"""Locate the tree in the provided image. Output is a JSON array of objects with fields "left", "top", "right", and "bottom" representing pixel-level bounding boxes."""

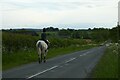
[
  {"left": 72, "top": 31, "right": 80, "bottom": 39},
  {"left": 58, "top": 29, "right": 71, "bottom": 38},
  {"left": 109, "top": 26, "right": 120, "bottom": 42},
  {"left": 46, "top": 27, "right": 59, "bottom": 31}
]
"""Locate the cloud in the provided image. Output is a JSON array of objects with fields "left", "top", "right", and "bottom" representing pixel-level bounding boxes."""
[
  {"left": 2, "top": 0, "right": 119, "bottom": 11},
  {"left": 1, "top": 0, "right": 119, "bottom": 29},
  {"left": 2, "top": 6, "right": 117, "bottom": 25},
  {"left": 118, "top": 1, "right": 120, "bottom": 22}
]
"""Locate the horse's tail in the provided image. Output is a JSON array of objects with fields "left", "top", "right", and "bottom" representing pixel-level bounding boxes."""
[
  {"left": 37, "top": 42, "right": 42, "bottom": 57},
  {"left": 38, "top": 42, "right": 43, "bottom": 51},
  {"left": 37, "top": 42, "right": 42, "bottom": 63}
]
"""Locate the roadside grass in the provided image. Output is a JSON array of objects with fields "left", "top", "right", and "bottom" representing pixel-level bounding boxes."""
[
  {"left": 3, "top": 44, "right": 97, "bottom": 71},
  {"left": 0, "top": 52, "right": 2, "bottom": 71},
  {"left": 91, "top": 43, "right": 118, "bottom": 78},
  {"left": 47, "top": 44, "right": 97, "bottom": 59}
]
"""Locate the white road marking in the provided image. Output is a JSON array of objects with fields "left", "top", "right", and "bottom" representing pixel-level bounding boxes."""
[
  {"left": 83, "top": 54, "right": 87, "bottom": 56},
  {"left": 27, "top": 65, "right": 58, "bottom": 79},
  {"left": 80, "top": 54, "right": 85, "bottom": 56},
  {"left": 65, "top": 58, "right": 76, "bottom": 63},
  {"left": 27, "top": 51, "right": 92, "bottom": 79},
  {"left": 80, "top": 52, "right": 90, "bottom": 56}
]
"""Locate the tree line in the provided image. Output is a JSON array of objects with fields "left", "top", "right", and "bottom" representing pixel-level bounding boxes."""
[
  {"left": 2, "top": 25, "right": 119, "bottom": 54},
  {"left": 2, "top": 26, "right": 119, "bottom": 42}
]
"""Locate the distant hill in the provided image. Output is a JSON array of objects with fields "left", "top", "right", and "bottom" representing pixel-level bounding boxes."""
[{"left": 2, "top": 28, "right": 40, "bottom": 36}]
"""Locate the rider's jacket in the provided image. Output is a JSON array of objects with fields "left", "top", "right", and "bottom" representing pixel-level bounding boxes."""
[
  {"left": 41, "top": 32, "right": 48, "bottom": 45},
  {"left": 41, "top": 32, "right": 46, "bottom": 40}
]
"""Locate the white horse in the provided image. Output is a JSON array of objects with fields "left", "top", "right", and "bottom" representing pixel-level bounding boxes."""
[{"left": 36, "top": 40, "right": 49, "bottom": 63}]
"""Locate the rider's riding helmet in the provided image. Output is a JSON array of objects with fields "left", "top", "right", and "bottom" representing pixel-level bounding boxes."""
[{"left": 43, "top": 28, "right": 46, "bottom": 32}]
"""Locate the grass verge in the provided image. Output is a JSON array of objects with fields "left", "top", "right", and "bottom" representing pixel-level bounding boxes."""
[
  {"left": 3, "top": 44, "right": 97, "bottom": 71},
  {"left": 91, "top": 43, "right": 118, "bottom": 78}
]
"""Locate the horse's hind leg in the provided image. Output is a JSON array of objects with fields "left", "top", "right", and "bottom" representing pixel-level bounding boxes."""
[
  {"left": 38, "top": 48, "right": 42, "bottom": 64},
  {"left": 38, "top": 57, "right": 40, "bottom": 64},
  {"left": 41, "top": 53, "right": 42, "bottom": 63},
  {"left": 43, "top": 52, "right": 47, "bottom": 63},
  {"left": 38, "top": 54, "right": 41, "bottom": 64},
  {"left": 43, "top": 57, "right": 46, "bottom": 63}
]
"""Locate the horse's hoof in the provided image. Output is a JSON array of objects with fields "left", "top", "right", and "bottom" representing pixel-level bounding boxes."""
[
  {"left": 44, "top": 60, "right": 46, "bottom": 63},
  {"left": 39, "top": 61, "right": 41, "bottom": 64}
]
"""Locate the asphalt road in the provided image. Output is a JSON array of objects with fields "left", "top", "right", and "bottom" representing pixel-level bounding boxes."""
[{"left": 3, "top": 45, "right": 106, "bottom": 79}]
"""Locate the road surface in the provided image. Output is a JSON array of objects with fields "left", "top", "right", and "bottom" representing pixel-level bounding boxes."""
[{"left": 3, "top": 45, "right": 106, "bottom": 79}]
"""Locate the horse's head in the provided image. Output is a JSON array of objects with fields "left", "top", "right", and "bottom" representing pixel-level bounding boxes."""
[{"left": 47, "top": 40, "right": 50, "bottom": 44}]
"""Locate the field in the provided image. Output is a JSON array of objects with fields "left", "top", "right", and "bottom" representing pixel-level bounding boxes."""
[{"left": 91, "top": 43, "right": 118, "bottom": 78}]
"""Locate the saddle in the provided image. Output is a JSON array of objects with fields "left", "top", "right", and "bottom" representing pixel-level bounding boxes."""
[
  {"left": 43, "top": 40, "right": 48, "bottom": 45},
  {"left": 41, "top": 39, "right": 49, "bottom": 49}
]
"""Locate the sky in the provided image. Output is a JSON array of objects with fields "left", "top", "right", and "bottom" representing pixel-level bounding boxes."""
[
  {"left": 0, "top": 0, "right": 120, "bottom": 29},
  {"left": 118, "top": 1, "right": 120, "bottom": 25}
]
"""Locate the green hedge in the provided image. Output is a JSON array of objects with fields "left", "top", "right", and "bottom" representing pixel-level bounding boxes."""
[{"left": 2, "top": 32, "right": 91, "bottom": 54}]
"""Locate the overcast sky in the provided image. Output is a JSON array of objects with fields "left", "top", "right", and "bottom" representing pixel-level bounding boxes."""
[{"left": 1, "top": 0, "right": 120, "bottom": 29}]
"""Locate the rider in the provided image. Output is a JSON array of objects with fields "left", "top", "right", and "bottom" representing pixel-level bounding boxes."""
[{"left": 41, "top": 28, "right": 49, "bottom": 47}]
